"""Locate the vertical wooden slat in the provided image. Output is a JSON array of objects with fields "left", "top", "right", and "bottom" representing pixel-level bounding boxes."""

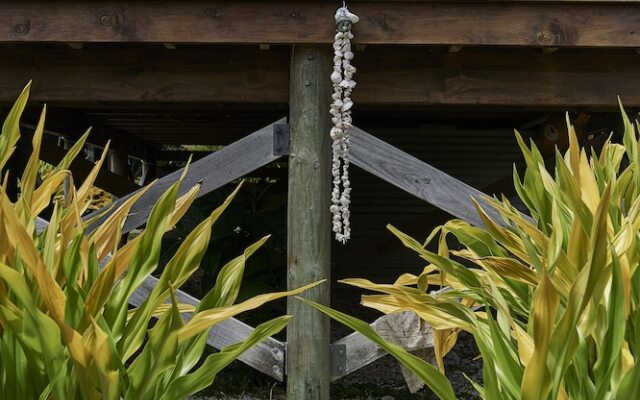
[{"left": 287, "top": 45, "right": 332, "bottom": 400}]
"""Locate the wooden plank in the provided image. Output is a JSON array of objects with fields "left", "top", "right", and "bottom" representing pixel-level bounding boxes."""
[
  {"left": 0, "top": 47, "right": 289, "bottom": 104},
  {"left": 331, "top": 311, "right": 434, "bottom": 381},
  {"left": 129, "top": 274, "right": 286, "bottom": 381},
  {"left": 354, "top": 49, "right": 640, "bottom": 108},
  {"left": 349, "top": 125, "right": 504, "bottom": 227},
  {"left": 37, "top": 140, "right": 140, "bottom": 197},
  {"left": 1, "top": 1, "right": 640, "bottom": 47},
  {"left": 2, "top": 47, "right": 640, "bottom": 108},
  {"left": 85, "top": 119, "right": 286, "bottom": 234},
  {"left": 286, "top": 45, "right": 332, "bottom": 400}
]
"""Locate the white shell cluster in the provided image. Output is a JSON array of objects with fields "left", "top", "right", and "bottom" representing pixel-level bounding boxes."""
[{"left": 330, "top": 6, "right": 359, "bottom": 244}]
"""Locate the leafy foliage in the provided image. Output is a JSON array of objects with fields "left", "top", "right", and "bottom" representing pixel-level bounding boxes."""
[
  {"left": 0, "top": 84, "right": 318, "bottom": 399},
  {"left": 307, "top": 104, "right": 640, "bottom": 399},
  {"left": 159, "top": 179, "right": 288, "bottom": 315}
]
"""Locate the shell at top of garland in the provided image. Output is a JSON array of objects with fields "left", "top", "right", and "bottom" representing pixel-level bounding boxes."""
[{"left": 330, "top": 5, "right": 359, "bottom": 244}]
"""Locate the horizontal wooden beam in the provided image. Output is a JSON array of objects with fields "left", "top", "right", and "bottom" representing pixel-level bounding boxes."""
[
  {"left": 2, "top": 47, "right": 639, "bottom": 108},
  {"left": 2, "top": 1, "right": 640, "bottom": 47},
  {"left": 0, "top": 47, "right": 289, "bottom": 104}
]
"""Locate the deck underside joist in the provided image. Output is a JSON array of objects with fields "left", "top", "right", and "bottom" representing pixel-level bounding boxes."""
[
  {"left": 2, "top": 1, "right": 640, "bottom": 47},
  {"left": 1, "top": 46, "right": 640, "bottom": 109}
]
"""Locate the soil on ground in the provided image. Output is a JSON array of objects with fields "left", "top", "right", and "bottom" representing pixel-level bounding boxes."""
[{"left": 195, "top": 285, "right": 482, "bottom": 399}]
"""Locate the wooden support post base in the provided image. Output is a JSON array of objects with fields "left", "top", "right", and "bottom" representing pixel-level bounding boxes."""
[{"left": 286, "top": 45, "right": 332, "bottom": 400}]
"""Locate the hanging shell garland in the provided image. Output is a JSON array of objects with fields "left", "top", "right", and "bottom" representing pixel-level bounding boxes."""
[{"left": 330, "top": 5, "right": 359, "bottom": 244}]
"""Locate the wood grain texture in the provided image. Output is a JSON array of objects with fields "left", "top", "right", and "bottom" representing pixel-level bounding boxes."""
[
  {"left": 331, "top": 311, "right": 434, "bottom": 381},
  {"left": 85, "top": 119, "right": 285, "bottom": 234},
  {"left": 349, "top": 125, "right": 504, "bottom": 227},
  {"left": 130, "top": 274, "right": 286, "bottom": 381},
  {"left": 1, "top": 1, "right": 640, "bottom": 46},
  {"left": 286, "top": 45, "right": 333, "bottom": 400},
  {"left": 2, "top": 47, "right": 640, "bottom": 108},
  {"left": 354, "top": 49, "right": 640, "bottom": 108},
  {"left": 0, "top": 47, "right": 289, "bottom": 104}
]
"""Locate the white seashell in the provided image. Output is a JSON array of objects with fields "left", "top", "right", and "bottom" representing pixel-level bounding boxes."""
[
  {"left": 344, "top": 51, "right": 354, "bottom": 61},
  {"left": 330, "top": 127, "right": 343, "bottom": 140},
  {"left": 341, "top": 100, "right": 353, "bottom": 111},
  {"left": 330, "top": 71, "right": 342, "bottom": 83},
  {"left": 345, "top": 10, "right": 359, "bottom": 24}
]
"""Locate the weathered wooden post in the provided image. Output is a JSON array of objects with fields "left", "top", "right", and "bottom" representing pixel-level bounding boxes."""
[{"left": 287, "top": 45, "right": 332, "bottom": 399}]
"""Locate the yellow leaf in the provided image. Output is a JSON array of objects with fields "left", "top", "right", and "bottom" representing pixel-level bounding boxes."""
[{"left": 178, "top": 280, "right": 323, "bottom": 344}]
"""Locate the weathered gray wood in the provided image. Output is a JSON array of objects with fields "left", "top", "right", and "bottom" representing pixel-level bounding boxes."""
[
  {"left": 349, "top": 126, "right": 504, "bottom": 226},
  {"left": 129, "top": 274, "right": 286, "bottom": 381},
  {"left": 286, "top": 45, "right": 332, "bottom": 400},
  {"left": 331, "top": 311, "right": 434, "bottom": 381},
  {"left": 85, "top": 119, "right": 286, "bottom": 234}
]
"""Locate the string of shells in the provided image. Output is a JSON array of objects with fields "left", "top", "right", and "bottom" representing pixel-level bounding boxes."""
[{"left": 330, "top": 6, "right": 359, "bottom": 244}]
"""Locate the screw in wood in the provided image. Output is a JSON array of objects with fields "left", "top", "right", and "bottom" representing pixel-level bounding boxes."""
[
  {"left": 99, "top": 14, "right": 115, "bottom": 27},
  {"left": 14, "top": 22, "right": 30, "bottom": 35}
]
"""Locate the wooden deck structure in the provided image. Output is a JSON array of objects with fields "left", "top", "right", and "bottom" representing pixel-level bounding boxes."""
[{"left": 3, "top": 1, "right": 639, "bottom": 398}]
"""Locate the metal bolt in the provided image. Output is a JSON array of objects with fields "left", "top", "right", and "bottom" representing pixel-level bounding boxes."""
[
  {"left": 307, "top": 53, "right": 315, "bottom": 60},
  {"left": 14, "top": 22, "right": 30, "bottom": 35},
  {"left": 338, "top": 349, "right": 345, "bottom": 355},
  {"left": 304, "top": 79, "right": 312, "bottom": 87},
  {"left": 99, "top": 14, "right": 115, "bottom": 27},
  {"left": 338, "top": 366, "right": 344, "bottom": 372}
]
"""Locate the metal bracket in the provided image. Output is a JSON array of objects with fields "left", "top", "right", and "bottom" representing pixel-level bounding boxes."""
[
  {"left": 273, "top": 123, "right": 290, "bottom": 156},
  {"left": 330, "top": 343, "right": 347, "bottom": 376}
]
